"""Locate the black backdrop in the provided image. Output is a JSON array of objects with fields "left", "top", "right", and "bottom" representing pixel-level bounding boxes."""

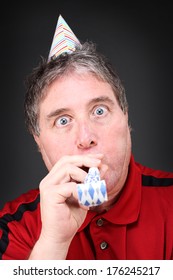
[{"left": 1, "top": 1, "right": 173, "bottom": 209}]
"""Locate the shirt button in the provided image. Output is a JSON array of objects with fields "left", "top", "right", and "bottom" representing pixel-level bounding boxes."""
[
  {"left": 100, "top": 241, "right": 108, "bottom": 250},
  {"left": 96, "top": 218, "right": 104, "bottom": 227}
]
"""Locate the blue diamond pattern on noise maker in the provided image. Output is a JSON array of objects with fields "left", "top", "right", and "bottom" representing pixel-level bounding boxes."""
[{"left": 77, "top": 167, "right": 108, "bottom": 207}]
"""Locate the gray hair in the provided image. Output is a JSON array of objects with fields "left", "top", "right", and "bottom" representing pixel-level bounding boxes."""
[{"left": 24, "top": 42, "right": 128, "bottom": 136}]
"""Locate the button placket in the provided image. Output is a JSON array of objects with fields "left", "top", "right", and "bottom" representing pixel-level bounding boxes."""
[{"left": 95, "top": 218, "right": 109, "bottom": 250}]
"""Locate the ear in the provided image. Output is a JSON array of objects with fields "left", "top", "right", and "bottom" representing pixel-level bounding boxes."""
[
  {"left": 33, "top": 134, "right": 51, "bottom": 171},
  {"left": 33, "top": 134, "right": 41, "bottom": 151}
]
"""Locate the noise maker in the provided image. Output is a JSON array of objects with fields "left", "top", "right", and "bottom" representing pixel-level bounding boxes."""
[{"left": 77, "top": 167, "right": 108, "bottom": 207}]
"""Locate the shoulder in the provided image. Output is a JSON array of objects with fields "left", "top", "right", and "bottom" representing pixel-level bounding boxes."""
[
  {"left": 135, "top": 161, "right": 173, "bottom": 211},
  {"left": 135, "top": 161, "right": 173, "bottom": 186},
  {"left": 0, "top": 188, "right": 40, "bottom": 218},
  {"left": 0, "top": 189, "right": 40, "bottom": 259}
]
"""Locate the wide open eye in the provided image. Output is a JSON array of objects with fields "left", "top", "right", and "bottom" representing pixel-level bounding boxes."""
[
  {"left": 94, "top": 106, "right": 108, "bottom": 116},
  {"left": 55, "top": 116, "right": 71, "bottom": 127}
]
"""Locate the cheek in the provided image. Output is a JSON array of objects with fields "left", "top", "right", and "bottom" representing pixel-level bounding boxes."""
[
  {"left": 102, "top": 120, "right": 129, "bottom": 156},
  {"left": 43, "top": 131, "right": 80, "bottom": 166},
  {"left": 101, "top": 123, "right": 131, "bottom": 188}
]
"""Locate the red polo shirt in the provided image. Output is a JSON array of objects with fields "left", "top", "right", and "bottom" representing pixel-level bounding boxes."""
[{"left": 0, "top": 155, "right": 173, "bottom": 259}]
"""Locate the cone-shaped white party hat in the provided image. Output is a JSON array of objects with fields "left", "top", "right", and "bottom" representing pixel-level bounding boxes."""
[{"left": 48, "top": 15, "right": 81, "bottom": 61}]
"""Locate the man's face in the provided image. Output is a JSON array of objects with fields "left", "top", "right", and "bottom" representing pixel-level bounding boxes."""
[{"left": 34, "top": 72, "right": 131, "bottom": 197}]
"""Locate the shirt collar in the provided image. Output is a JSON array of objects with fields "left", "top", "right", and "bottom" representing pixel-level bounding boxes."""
[{"left": 78, "top": 154, "right": 142, "bottom": 231}]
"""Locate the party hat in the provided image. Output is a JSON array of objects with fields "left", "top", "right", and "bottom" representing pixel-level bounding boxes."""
[{"left": 48, "top": 15, "right": 81, "bottom": 61}]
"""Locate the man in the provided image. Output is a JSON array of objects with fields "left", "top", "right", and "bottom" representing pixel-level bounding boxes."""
[{"left": 0, "top": 16, "right": 173, "bottom": 260}]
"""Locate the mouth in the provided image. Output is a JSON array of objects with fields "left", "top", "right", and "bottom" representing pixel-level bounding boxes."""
[{"left": 81, "top": 166, "right": 89, "bottom": 173}]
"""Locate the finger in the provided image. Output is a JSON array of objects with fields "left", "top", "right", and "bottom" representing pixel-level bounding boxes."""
[
  {"left": 40, "top": 164, "right": 85, "bottom": 190},
  {"left": 52, "top": 154, "right": 103, "bottom": 172},
  {"left": 41, "top": 155, "right": 103, "bottom": 186},
  {"left": 61, "top": 183, "right": 90, "bottom": 211},
  {"left": 40, "top": 182, "right": 77, "bottom": 203}
]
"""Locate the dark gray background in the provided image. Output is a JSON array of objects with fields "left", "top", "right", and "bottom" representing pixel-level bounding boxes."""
[{"left": 1, "top": 1, "right": 173, "bottom": 209}]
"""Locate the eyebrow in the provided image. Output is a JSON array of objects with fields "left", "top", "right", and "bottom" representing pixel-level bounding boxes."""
[
  {"left": 46, "top": 95, "right": 115, "bottom": 119},
  {"left": 47, "top": 108, "right": 70, "bottom": 119},
  {"left": 87, "top": 96, "right": 115, "bottom": 107}
]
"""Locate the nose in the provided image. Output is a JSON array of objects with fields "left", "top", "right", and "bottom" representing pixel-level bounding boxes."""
[{"left": 76, "top": 121, "right": 97, "bottom": 150}]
